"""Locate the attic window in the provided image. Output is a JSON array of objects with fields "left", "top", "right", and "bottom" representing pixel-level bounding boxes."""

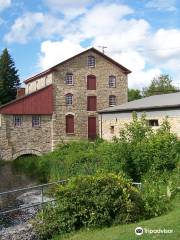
[
  {"left": 88, "top": 56, "right": 95, "bottom": 67},
  {"left": 109, "top": 75, "right": 116, "bottom": 88},
  {"left": 65, "top": 73, "right": 73, "bottom": 85},
  {"left": 148, "top": 119, "right": 159, "bottom": 127}
]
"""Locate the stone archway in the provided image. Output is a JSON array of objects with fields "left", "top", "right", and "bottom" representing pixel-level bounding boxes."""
[{"left": 12, "top": 149, "right": 42, "bottom": 160}]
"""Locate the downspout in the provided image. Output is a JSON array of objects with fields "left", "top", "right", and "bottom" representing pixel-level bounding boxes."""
[{"left": 100, "top": 113, "right": 103, "bottom": 139}]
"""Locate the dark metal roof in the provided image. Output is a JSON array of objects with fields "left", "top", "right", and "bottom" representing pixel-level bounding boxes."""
[
  {"left": 24, "top": 47, "right": 131, "bottom": 84},
  {"left": 99, "top": 92, "right": 180, "bottom": 113}
]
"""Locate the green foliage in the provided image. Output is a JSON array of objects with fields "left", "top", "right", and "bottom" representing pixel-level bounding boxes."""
[
  {"left": 128, "top": 88, "right": 142, "bottom": 101},
  {"left": 13, "top": 115, "right": 180, "bottom": 183},
  {"left": 12, "top": 155, "right": 50, "bottom": 183},
  {"left": 141, "top": 169, "right": 172, "bottom": 218},
  {"left": 142, "top": 74, "right": 177, "bottom": 97},
  {"left": 114, "top": 113, "right": 179, "bottom": 181},
  {"left": 0, "top": 48, "right": 20, "bottom": 105},
  {"left": 34, "top": 173, "right": 144, "bottom": 239}
]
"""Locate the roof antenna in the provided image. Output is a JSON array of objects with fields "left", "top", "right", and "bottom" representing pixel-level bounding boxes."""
[{"left": 98, "top": 46, "right": 107, "bottom": 54}]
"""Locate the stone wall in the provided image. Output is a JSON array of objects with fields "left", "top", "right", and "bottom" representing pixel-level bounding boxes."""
[
  {"left": 99, "top": 110, "right": 180, "bottom": 140},
  {"left": 0, "top": 115, "right": 52, "bottom": 161},
  {"left": 52, "top": 50, "right": 128, "bottom": 146}
]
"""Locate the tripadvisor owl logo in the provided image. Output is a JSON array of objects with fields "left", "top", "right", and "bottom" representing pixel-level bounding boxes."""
[{"left": 135, "top": 227, "right": 144, "bottom": 235}]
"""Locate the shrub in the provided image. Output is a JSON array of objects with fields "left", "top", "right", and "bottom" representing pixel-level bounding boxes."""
[
  {"left": 34, "top": 173, "right": 144, "bottom": 239},
  {"left": 114, "top": 114, "right": 180, "bottom": 181},
  {"left": 141, "top": 169, "right": 172, "bottom": 218}
]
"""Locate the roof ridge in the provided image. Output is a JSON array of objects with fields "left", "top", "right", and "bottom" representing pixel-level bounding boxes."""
[{"left": 24, "top": 47, "right": 131, "bottom": 84}]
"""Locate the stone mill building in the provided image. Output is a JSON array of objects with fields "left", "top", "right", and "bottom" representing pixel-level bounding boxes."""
[{"left": 0, "top": 48, "right": 131, "bottom": 160}]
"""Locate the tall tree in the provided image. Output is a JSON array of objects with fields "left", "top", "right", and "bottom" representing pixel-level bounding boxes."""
[
  {"left": 0, "top": 48, "right": 20, "bottom": 105},
  {"left": 128, "top": 88, "right": 142, "bottom": 102},
  {"left": 143, "top": 74, "right": 177, "bottom": 97}
]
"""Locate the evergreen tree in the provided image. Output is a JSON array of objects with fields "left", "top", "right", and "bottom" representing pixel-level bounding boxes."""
[{"left": 0, "top": 48, "right": 20, "bottom": 105}]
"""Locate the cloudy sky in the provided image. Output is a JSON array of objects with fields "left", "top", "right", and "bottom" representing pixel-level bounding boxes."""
[{"left": 0, "top": 0, "right": 180, "bottom": 88}]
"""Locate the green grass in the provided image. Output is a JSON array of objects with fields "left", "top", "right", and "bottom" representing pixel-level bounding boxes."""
[{"left": 52, "top": 193, "right": 180, "bottom": 240}]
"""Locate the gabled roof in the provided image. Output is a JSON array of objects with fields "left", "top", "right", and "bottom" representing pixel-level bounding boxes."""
[
  {"left": 99, "top": 91, "right": 180, "bottom": 113},
  {"left": 24, "top": 47, "right": 131, "bottom": 84},
  {"left": 0, "top": 85, "right": 53, "bottom": 115}
]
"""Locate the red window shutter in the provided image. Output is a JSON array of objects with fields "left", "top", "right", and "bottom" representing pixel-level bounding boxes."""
[
  {"left": 87, "top": 75, "right": 96, "bottom": 90},
  {"left": 66, "top": 115, "right": 74, "bottom": 134},
  {"left": 87, "top": 96, "right": 97, "bottom": 111}
]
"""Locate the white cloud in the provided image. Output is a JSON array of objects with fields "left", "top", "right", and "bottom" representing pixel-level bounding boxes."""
[
  {"left": 146, "top": 0, "right": 176, "bottom": 11},
  {"left": 37, "top": 2, "right": 163, "bottom": 88},
  {"left": 45, "top": 0, "right": 90, "bottom": 19},
  {"left": 39, "top": 40, "right": 84, "bottom": 69},
  {"left": 4, "top": 12, "right": 65, "bottom": 43},
  {"left": 0, "top": 0, "right": 11, "bottom": 12},
  {"left": 4, "top": 12, "right": 44, "bottom": 43},
  {"left": 8, "top": 2, "right": 177, "bottom": 88},
  {"left": 146, "top": 29, "right": 180, "bottom": 60}
]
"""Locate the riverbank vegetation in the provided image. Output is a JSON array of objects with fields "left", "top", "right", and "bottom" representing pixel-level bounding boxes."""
[
  {"left": 11, "top": 114, "right": 180, "bottom": 239},
  {"left": 53, "top": 192, "right": 180, "bottom": 240}
]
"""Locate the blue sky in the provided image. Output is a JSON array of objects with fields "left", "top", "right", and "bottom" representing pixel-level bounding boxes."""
[{"left": 0, "top": 0, "right": 180, "bottom": 88}]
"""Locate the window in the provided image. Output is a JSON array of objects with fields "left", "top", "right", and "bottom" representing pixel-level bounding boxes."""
[
  {"left": 87, "top": 56, "right": 95, "bottom": 67},
  {"left": 110, "top": 126, "right": 115, "bottom": 134},
  {"left": 14, "top": 115, "right": 22, "bottom": 127},
  {"left": 65, "top": 73, "right": 73, "bottom": 85},
  {"left": 66, "top": 114, "right": 74, "bottom": 134},
  {"left": 87, "top": 75, "right": 96, "bottom": 90},
  {"left": 32, "top": 115, "right": 41, "bottom": 127},
  {"left": 109, "top": 95, "right": 116, "bottom": 107},
  {"left": 66, "top": 93, "right": 73, "bottom": 106},
  {"left": 87, "top": 96, "right": 97, "bottom": 111},
  {"left": 148, "top": 119, "right": 159, "bottom": 127},
  {"left": 109, "top": 75, "right": 116, "bottom": 88}
]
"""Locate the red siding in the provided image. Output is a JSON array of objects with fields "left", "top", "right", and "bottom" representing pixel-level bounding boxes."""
[
  {"left": 0, "top": 85, "right": 53, "bottom": 115},
  {"left": 87, "top": 75, "right": 96, "bottom": 90},
  {"left": 87, "top": 96, "right": 97, "bottom": 111},
  {"left": 66, "top": 114, "right": 74, "bottom": 134}
]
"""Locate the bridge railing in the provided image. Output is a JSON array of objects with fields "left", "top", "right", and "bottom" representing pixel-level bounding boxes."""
[
  {"left": 0, "top": 179, "right": 67, "bottom": 215},
  {"left": 0, "top": 180, "right": 141, "bottom": 215}
]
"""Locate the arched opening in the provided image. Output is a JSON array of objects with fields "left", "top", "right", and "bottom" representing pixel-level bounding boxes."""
[{"left": 12, "top": 149, "right": 42, "bottom": 160}]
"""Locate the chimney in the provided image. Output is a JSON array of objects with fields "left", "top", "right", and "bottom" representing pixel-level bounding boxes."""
[{"left": 16, "top": 88, "right": 25, "bottom": 99}]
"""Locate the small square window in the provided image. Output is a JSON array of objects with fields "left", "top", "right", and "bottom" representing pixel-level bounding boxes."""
[
  {"left": 65, "top": 73, "right": 73, "bottom": 85},
  {"left": 109, "top": 76, "right": 116, "bottom": 88},
  {"left": 110, "top": 126, "right": 115, "bottom": 134},
  {"left": 148, "top": 119, "right": 159, "bottom": 127},
  {"left": 32, "top": 115, "right": 41, "bottom": 127},
  {"left": 88, "top": 56, "right": 95, "bottom": 67},
  {"left": 14, "top": 115, "right": 22, "bottom": 127}
]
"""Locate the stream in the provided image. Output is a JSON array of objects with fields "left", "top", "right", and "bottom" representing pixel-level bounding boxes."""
[{"left": 0, "top": 162, "right": 40, "bottom": 230}]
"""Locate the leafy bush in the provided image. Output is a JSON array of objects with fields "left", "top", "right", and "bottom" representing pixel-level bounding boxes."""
[
  {"left": 114, "top": 114, "right": 180, "bottom": 181},
  {"left": 34, "top": 173, "right": 144, "bottom": 239},
  {"left": 12, "top": 114, "right": 180, "bottom": 182},
  {"left": 141, "top": 169, "right": 172, "bottom": 218}
]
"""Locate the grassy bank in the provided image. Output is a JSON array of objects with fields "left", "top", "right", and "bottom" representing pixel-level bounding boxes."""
[{"left": 52, "top": 192, "right": 180, "bottom": 240}]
